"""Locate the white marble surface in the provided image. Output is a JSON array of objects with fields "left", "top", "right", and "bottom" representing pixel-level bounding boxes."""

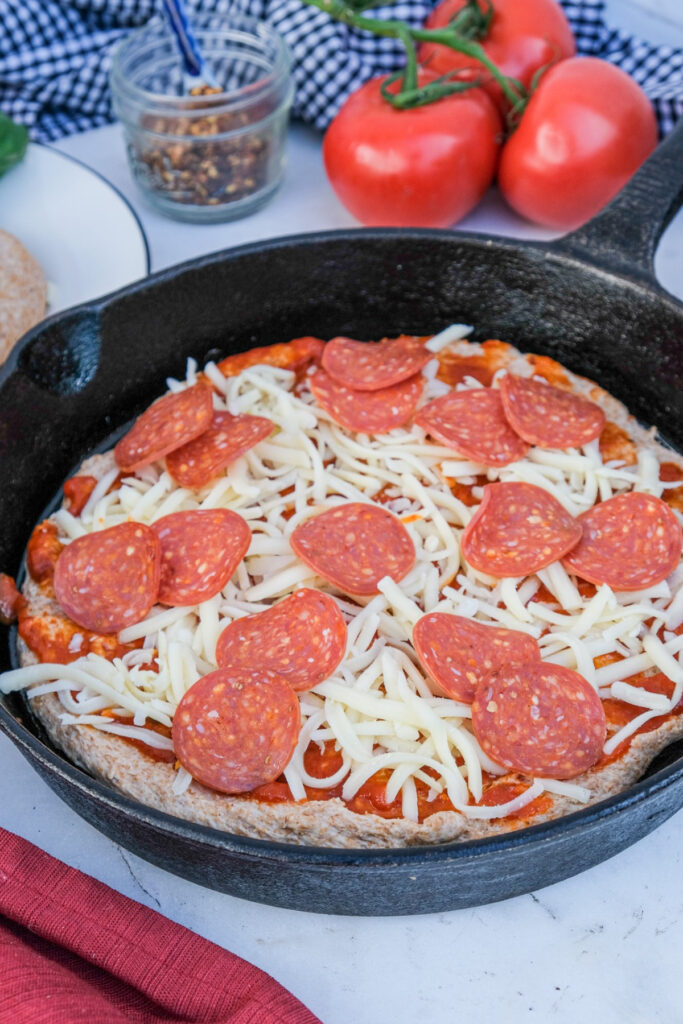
[{"left": 3, "top": 10, "right": 683, "bottom": 1021}]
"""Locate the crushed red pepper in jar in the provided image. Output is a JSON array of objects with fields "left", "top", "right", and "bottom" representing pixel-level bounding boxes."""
[
  {"left": 110, "top": 13, "right": 293, "bottom": 221},
  {"left": 134, "top": 100, "right": 274, "bottom": 209}
]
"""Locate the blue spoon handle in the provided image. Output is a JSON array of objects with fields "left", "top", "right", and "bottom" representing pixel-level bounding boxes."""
[{"left": 161, "top": 0, "right": 204, "bottom": 78}]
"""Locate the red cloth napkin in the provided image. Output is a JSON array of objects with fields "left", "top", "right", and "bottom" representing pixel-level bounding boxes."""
[{"left": 0, "top": 827, "right": 322, "bottom": 1024}]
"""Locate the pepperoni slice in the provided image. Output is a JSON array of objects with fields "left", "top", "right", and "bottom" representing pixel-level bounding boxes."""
[
  {"left": 172, "top": 667, "right": 301, "bottom": 795},
  {"left": 290, "top": 503, "right": 415, "bottom": 595},
  {"left": 415, "top": 389, "right": 529, "bottom": 466},
  {"left": 216, "top": 588, "right": 347, "bottom": 690},
  {"left": 321, "top": 335, "right": 431, "bottom": 391},
  {"left": 461, "top": 481, "right": 582, "bottom": 577},
  {"left": 166, "top": 411, "right": 274, "bottom": 488},
  {"left": 499, "top": 374, "right": 606, "bottom": 449},
  {"left": 472, "top": 661, "right": 607, "bottom": 779},
  {"left": 152, "top": 509, "right": 251, "bottom": 606},
  {"left": 413, "top": 613, "right": 540, "bottom": 703},
  {"left": 54, "top": 522, "right": 160, "bottom": 634},
  {"left": 114, "top": 383, "right": 214, "bottom": 473},
  {"left": 309, "top": 367, "right": 423, "bottom": 434},
  {"left": 562, "top": 491, "right": 682, "bottom": 591}
]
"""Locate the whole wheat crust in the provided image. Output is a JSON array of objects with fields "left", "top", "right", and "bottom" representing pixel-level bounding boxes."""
[{"left": 0, "top": 229, "right": 47, "bottom": 363}]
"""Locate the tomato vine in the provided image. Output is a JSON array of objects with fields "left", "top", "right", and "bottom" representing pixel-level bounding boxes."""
[{"left": 301, "top": 0, "right": 527, "bottom": 123}]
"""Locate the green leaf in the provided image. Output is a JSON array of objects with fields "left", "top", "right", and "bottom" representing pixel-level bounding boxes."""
[{"left": 0, "top": 114, "right": 28, "bottom": 177}]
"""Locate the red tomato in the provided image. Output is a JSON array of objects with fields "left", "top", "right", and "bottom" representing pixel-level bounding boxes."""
[
  {"left": 498, "top": 57, "right": 658, "bottom": 230},
  {"left": 420, "top": 0, "right": 575, "bottom": 110},
  {"left": 322, "top": 74, "right": 501, "bottom": 228}
]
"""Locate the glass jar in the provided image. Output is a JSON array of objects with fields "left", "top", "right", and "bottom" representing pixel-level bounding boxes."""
[{"left": 110, "top": 13, "right": 293, "bottom": 222}]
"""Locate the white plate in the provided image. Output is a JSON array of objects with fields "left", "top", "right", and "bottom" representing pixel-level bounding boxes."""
[{"left": 0, "top": 143, "right": 149, "bottom": 315}]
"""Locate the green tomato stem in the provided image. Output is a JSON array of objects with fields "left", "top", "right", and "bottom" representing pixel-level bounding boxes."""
[
  {"left": 380, "top": 68, "right": 485, "bottom": 109},
  {"left": 397, "top": 27, "right": 419, "bottom": 92},
  {"left": 411, "top": 27, "right": 524, "bottom": 109},
  {"left": 307, "top": 0, "right": 525, "bottom": 112}
]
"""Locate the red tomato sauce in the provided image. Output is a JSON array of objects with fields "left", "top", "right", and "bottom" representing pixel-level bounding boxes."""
[
  {"left": 594, "top": 651, "right": 625, "bottom": 670},
  {"left": 18, "top": 606, "right": 168, "bottom": 759},
  {"left": 599, "top": 421, "right": 637, "bottom": 465},
  {"left": 18, "top": 606, "right": 145, "bottom": 665},
  {"left": 530, "top": 578, "right": 597, "bottom": 610},
  {"left": 597, "top": 672, "right": 683, "bottom": 766},
  {"left": 0, "top": 573, "right": 20, "bottom": 625},
  {"left": 107, "top": 717, "right": 175, "bottom": 764},
  {"left": 435, "top": 338, "right": 513, "bottom": 388},
  {"left": 525, "top": 353, "right": 571, "bottom": 387},
  {"left": 63, "top": 475, "right": 97, "bottom": 516},
  {"left": 246, "top": 741, "right": 552, "bottom": 823},
  {"left": 448, "top": 478, "right": 486, "bottom": 507},
  {"left": 478, "top": 777, "right": 554, "bottom": 822},
  {"left": 436, "top": 357, "right": 494, "bottom": 388},
  {"left": 660, "top": 461, "right": 683, "bottom": 513},
  {"left": 26, "top": 520, "right": 63, "bottom": 585},
  {"left": 217, "top": 336, "right": 324, "bottom": 380}
]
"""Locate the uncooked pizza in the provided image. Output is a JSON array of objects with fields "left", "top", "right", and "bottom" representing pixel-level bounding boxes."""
[{"left": 1, "top": 328, "right": 682, "bottom": 849}]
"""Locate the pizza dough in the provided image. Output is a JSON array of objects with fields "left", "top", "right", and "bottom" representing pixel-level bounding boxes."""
[{"left": 0, "top": 229, "right": 47, "bottom": 362}]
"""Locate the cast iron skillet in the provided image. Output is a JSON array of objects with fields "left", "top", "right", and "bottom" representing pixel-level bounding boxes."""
[{"left": 1, "top": 125, "right": 682, "bottom": 917}]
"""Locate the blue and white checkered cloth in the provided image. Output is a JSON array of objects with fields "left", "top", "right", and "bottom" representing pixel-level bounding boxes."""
[{"left": 0, "top": 0, "right": 680, "bottom": 141}]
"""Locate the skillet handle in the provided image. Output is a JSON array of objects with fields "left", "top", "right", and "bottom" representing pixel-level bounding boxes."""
[{"left": 549, "top": 119, "right": 683, "bottom": 286}]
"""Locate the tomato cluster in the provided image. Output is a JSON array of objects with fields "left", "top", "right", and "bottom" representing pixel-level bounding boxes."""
[{"left": 322, "top": 0, "right": 657, "bottom": 230}]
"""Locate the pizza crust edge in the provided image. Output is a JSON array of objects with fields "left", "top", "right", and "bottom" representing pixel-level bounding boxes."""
[{"left": 23, "top": 685, "right": 683, "bottom": 849}]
